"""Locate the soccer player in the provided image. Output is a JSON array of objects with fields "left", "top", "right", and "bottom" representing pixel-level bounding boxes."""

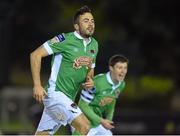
[
  {"left": 30, "top": 5, "right": 98, "bottom": 135},
  {"left": 73, "top": 54, "right": 129, "bottom": 135}
]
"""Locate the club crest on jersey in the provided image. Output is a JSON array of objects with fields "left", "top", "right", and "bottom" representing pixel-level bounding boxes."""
[{"left": 73, "top": 56, "right": 93, "bottom": 69}]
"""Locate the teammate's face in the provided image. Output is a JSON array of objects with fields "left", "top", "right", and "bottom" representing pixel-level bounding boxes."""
[
  {"left": 76, "top": 12, "right": 95, "bottom": 38},
  {"left": 110, "top": 62, "right": 128, "bottom": 83}
]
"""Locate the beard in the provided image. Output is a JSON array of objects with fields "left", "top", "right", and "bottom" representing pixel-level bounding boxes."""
[
  {"left": 79, "top": 28, "right": 94, "bottom": 38},
  {"left": 83, "top": 33, "right": 92, "bottom": 38}
]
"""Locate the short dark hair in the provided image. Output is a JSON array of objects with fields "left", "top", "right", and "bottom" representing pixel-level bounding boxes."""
[
  {"left": 109, "top": 54, "right": 129, "bottom": 67},
  {"left": 73, "top": 5, "right": 92, "bottom": 24}
]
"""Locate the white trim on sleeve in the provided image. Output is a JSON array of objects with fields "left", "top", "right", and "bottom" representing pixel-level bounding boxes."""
[{"left": 43, "top": 42, "right": 53, "bottom": 55}]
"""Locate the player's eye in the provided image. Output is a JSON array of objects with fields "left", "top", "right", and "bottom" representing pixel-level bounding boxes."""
[
  {"left": 83, "top": 19, "right": 89, "bottom": 23},
  {"left": 91, "top": 20, "right": 95, "bottom": 24}
]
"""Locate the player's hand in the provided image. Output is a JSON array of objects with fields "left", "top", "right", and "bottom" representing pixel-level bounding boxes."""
[
  {"left": 100, "top": 118, "right": 115, "bottom": 129},
  {"left": 82, "top": 76, "right": 94, "bottom": 90},
  {"left": 33, "top": 85, "right": 47, "bottom": 103}
]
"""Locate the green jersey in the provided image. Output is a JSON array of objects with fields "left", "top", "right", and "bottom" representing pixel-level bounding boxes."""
[
  {"left": 79, "top": 72, "right": 125, "bottom": 127},
  {"left": 43, "top": 31, "right": 98, "bottom": 101}
]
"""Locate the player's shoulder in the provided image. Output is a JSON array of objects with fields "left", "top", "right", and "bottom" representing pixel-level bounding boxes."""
[
  {"left": 120, "top": 80, "right": 126, "bottom": 89},
  {"left": 57, "top": 32, "right": 74, "bottom": 39},
  {"left": 91, "top": 37, "right": 98, "bottom": 45},
  {"left": 94, "top": 73, "right": 106, "bottom": 80},
  {"left": 63, "top": 32, "right": 74, "bottom": 37},
  {"left": 91, "top": 36, "right": 97, "bottom": 42},
  {"left": 56, "top": 32, "right": 74, "bottom": 41},
  {"left": 55, "top": 33, "right": 66, "bottom": 42}
]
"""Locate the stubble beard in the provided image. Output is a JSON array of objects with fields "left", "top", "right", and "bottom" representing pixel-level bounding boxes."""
[{"left": 79, "top": 29, "right": 94, "bottom": 38}]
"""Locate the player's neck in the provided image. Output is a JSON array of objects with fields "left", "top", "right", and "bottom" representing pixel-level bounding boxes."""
[
  {"left": 76, "top": 31, "right": 90, "bottom": 39},
  {"left": 110, "top": 73, "right": 119, "bottom": 85}
]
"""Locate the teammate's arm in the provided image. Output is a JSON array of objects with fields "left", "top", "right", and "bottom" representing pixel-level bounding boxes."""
[
  {"left": 30, "top": 46, "right": 48, "bottom": 103},
  {"left": 83, "top": 68, "right": 94, "bottom": 90},
  {"left": 87, "top": 68, "right": 94, "bottom": 78},
  {"left": 79, "top": 98, "right": 114, "bottom": 129},
  {"left": 105, "top": 99, "right": 116, "bottom": 121},
  {"left": 79, "top": 98, "right": 101, "bottom": 124}
]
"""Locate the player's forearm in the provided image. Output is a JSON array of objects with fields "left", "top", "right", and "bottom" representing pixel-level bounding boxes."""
[
  {"left": 30, "top": 51, "right": 42, "bottom": 86},
  {"left": 87, "top": 68, "right": 94, "bottom": 78}
]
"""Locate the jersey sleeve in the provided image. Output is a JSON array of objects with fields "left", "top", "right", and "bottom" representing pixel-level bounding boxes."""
[
  {"left": 79, "top": 85, "right": 102, "bottom": 124},
  {"left": 78, "top": 98, "right": 101, "bottom": 125},
  {"left": 105, "top": 99, "right": 116, "bottom": 121},
  {"left": 43, "top": 33, "right": 66, "bottom": 55}
]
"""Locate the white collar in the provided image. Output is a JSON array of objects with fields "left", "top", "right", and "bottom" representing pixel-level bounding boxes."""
[
  {"left": 74, "top": 31, "right": 91, "bottom": 45},
  {"left": 106, "top": 72, "right": 121, "bottom": 90}
]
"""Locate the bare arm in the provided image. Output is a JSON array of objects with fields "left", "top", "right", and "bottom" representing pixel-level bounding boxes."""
[
  {"left": 83, "top": 68, "right": 94, "bottom": 90},
  {"left": 87, "top": 68, "right": 94, "bottom": 78},
  {"left": 30, "top": 46, "right": 49, "bottom": 103}
]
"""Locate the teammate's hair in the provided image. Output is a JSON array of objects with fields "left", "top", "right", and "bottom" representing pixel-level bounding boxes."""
[
  {"left": 73, "top": 5, "right": 92, "bottom": 24},
  {"left": 109, "top": 54, "right": 129, "bottom": 67}
]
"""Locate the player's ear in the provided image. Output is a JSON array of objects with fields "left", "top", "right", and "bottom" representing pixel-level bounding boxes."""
[
  {"left": 109, "top": 66, "right": 113, "bottom": 71},
  {"left": 74, "top": 24, "right": 79, "bottom": 31}
]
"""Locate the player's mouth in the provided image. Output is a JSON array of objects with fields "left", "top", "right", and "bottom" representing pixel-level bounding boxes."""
[
  {"left": 87, "top": 27, "right": 93, "bottom": 32},
  {"left": 118, "top": 74, "right": 124, "bottom": 80}
]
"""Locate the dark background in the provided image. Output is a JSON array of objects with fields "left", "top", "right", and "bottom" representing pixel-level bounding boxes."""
[{"left": 0, "top": 0, "right": 180, "bottom": 134}]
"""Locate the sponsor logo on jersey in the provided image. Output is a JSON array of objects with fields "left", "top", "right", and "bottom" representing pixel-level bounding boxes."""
[{"left": 73, "top": 56, "right": 93, "bottom": 69}]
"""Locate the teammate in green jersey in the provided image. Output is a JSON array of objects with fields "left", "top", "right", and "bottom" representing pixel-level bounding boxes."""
[
  {"left": 72, "top": 54, "right": 129, "bottom": 135},
  {"left": 30, "top": 5, "right": 98, "bottom": 135}
]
